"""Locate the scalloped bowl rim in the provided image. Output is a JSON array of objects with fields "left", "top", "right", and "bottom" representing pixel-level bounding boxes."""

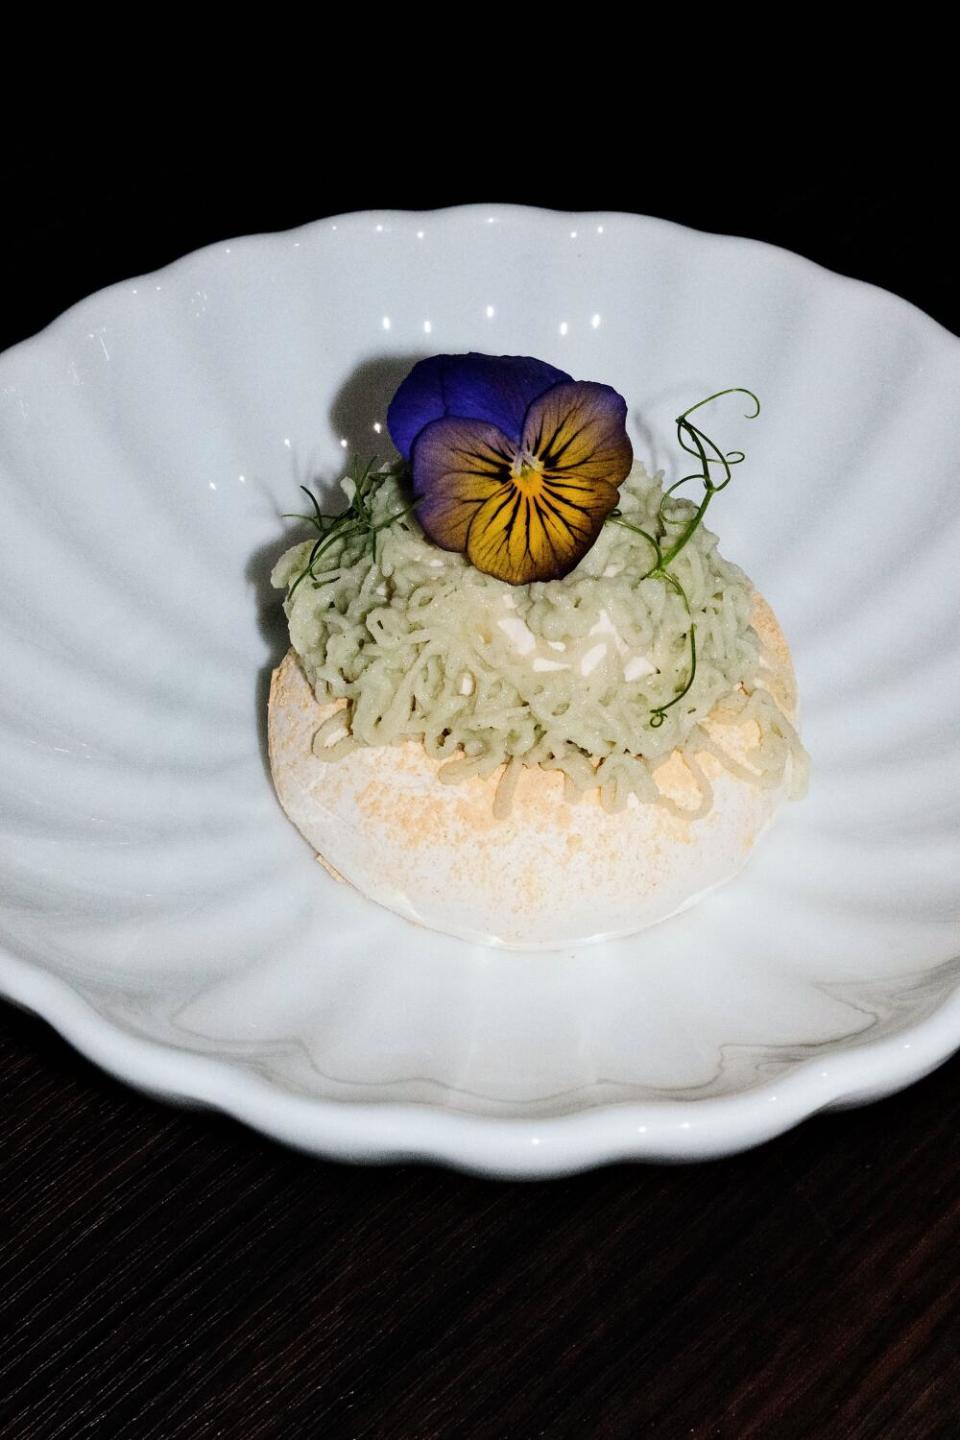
[
  {"left": 3, "top": 942, "right": 960, "bottom": 1175},
  {"left": 1, "top": 202, "right": 958, "bottom": 1176}
]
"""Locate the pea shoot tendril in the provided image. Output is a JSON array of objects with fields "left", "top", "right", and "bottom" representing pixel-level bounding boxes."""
[
  {"left": 285, "top": 457, "right": 415, "bottom": 600},
  {"left": 284, "top": 390, "right": 759, "bottom": 730},
  {"left": 607, "top": 388, "right": 760, "bottom": 726}
]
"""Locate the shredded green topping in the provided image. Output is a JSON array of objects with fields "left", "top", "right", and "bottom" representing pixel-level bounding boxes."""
[
  {"left": 272, "top": 439, "right": 802, "bottom": 815},
  {"left": 283, "top": 455, "right": 416, "bottom": 601},
  {"left": 607, "top": 388, "right": 760, "bottom": 725}
]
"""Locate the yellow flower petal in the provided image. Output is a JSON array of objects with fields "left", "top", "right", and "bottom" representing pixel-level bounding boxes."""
[
  {"left": 411, "top": 417, "right": 514, "bottom": 551},
  {"left": 522, "top": 380, "right": 633, "bottom": 488},
  {"left": 410, "top": 379, "right": 632, "bottom": 584},
  {"left": 466, "top": 462, "right": 602, "bottom": 585}
]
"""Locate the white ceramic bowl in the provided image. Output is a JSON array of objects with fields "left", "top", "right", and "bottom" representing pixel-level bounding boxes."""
[{"left": 1, "top": 205, "right": 958, "bottom": 1176}]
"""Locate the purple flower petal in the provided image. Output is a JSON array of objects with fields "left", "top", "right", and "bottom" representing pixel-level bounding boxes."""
[
  {"left": 410, "top": 382, "right": 632, "bottom": 585},
  {"left": 522, "top": 380, "right": 633, "bottom": 487},
  {"left": 410, "top": 415, "right": 516, "bottom": 551},
  {"left": 387, "top": 353, "right": 571, "bottom": 460}
]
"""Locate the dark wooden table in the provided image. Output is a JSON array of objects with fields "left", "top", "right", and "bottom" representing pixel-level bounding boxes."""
[
  {"left": 3, "top": 1008, "right": 959, "bottom": 1438},
  {"left": 2, "top": 152, "right": 958, "bottom": 1438}
]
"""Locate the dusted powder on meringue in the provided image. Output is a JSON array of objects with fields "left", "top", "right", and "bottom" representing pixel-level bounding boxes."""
[{"left": 267, "top": 592, "right": 803, "bottom": 947}]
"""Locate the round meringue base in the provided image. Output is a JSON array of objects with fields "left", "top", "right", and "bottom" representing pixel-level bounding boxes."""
[{"left": 268, "top": 596, "right": 798, "bottom": 950}]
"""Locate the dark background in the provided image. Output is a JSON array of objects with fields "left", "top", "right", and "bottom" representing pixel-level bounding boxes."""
[
  {"left": 1, "top": 147, "right": 955, "bottom": 353},
  {"left": 2, "top": 146, "right": 958, "bottom": 1439}
]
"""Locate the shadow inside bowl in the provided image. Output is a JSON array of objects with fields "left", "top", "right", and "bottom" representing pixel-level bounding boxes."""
[
  {"left": 246, "top": 533, "right": 302, "bottom": 785},
  {"left": 248, "top": 353, "right": 426, "bottom": 785}
]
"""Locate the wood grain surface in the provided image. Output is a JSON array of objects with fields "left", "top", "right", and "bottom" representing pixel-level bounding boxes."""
[
  {"left": 2, "top": 1008, "right": 959, "bottom": 1439},
  {"left": 1, "top": 145, "right": 958, "bottom": 1439}
]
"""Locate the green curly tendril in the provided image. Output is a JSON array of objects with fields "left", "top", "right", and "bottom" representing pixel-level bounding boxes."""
[
  {"left": 606, "top": 388, "right": 760, "bottom": 726},
  {"left": 284, "top": 456, "right": 415, "bottom": 600},
  {"left": 285, "top": 389, "right": 759, "bottom": 728}
]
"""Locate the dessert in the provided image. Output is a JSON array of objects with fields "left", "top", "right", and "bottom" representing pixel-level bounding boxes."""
[{"left": 268, "top": 355, "right": 807, "bottom": 948}]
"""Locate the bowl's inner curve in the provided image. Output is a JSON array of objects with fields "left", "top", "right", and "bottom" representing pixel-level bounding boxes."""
[{"left": 0, "top": 207, "right": 958, "bottom": 1125}]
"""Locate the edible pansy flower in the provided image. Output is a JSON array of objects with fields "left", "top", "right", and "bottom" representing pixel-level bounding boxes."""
[{"left": 387, "top": 353, "right": 633, "bottom": 585}]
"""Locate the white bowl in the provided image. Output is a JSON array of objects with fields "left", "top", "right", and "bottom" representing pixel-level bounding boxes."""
[{"left": 1, "top": 204, "right": 958, "bottom": 1176}]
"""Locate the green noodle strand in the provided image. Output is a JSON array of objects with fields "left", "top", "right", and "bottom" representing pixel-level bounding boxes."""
[{"left": 273, "top": 459, "right": 800, "bottom": 814}]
